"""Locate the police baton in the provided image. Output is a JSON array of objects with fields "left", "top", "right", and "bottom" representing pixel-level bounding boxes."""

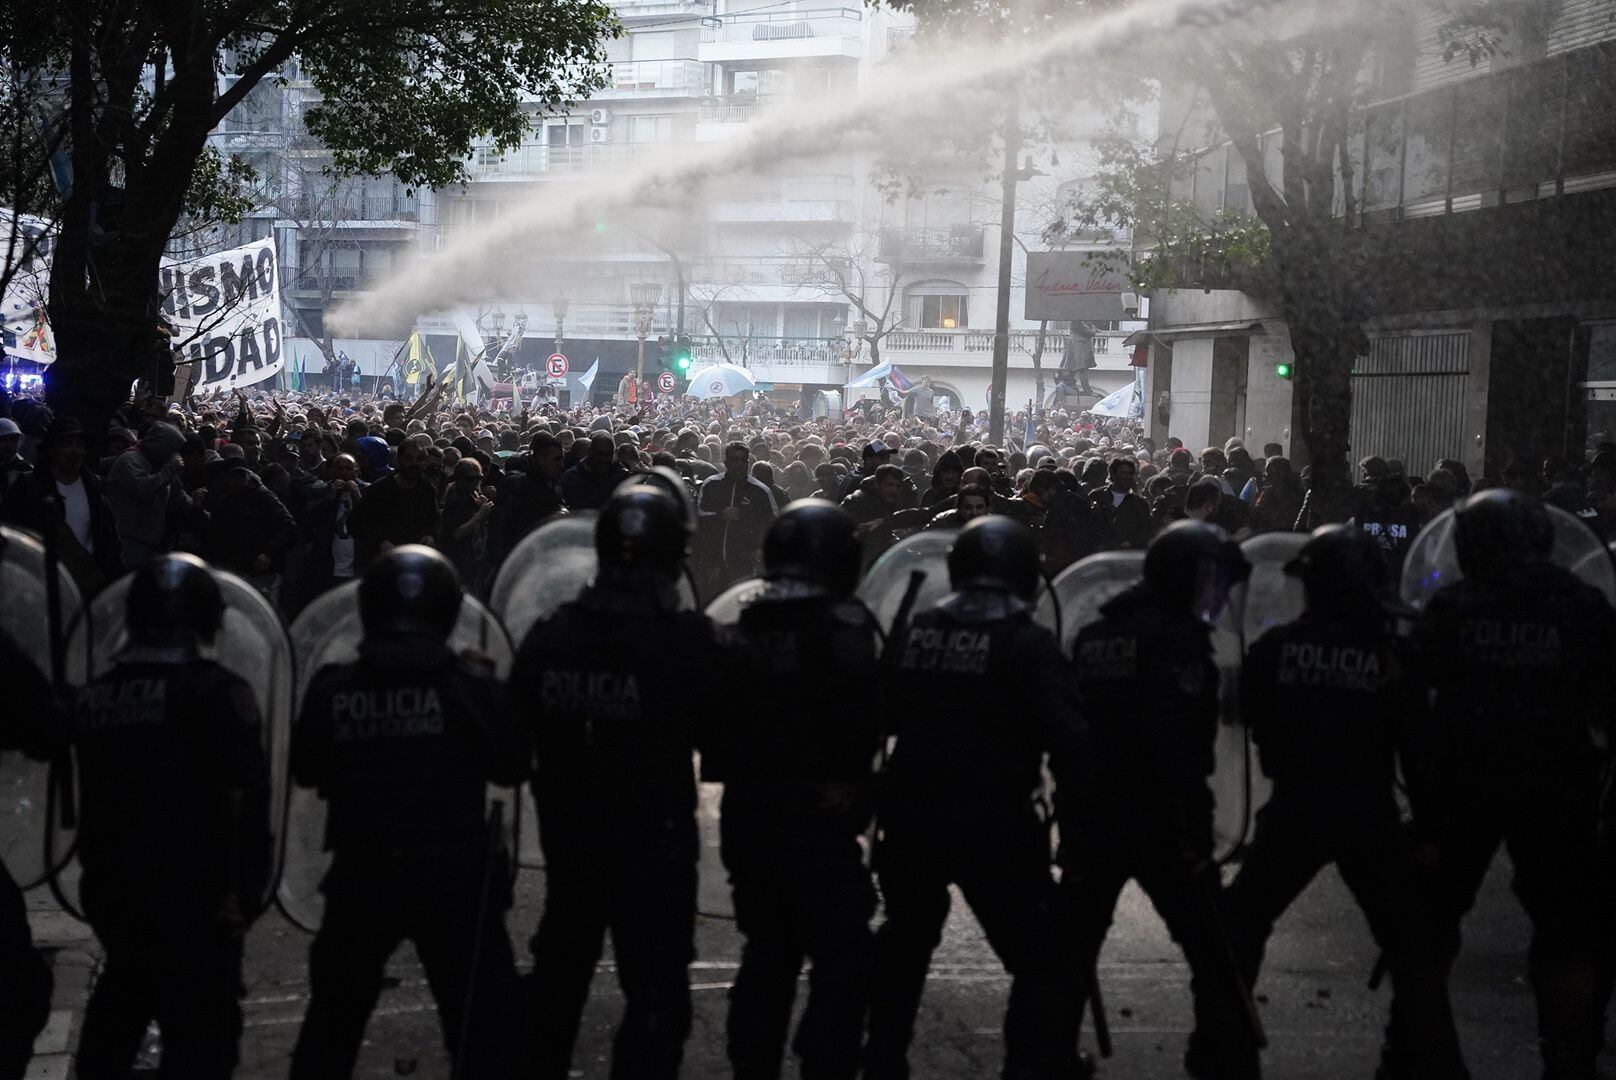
[
  {"left": 1086, "top": 960, "right": 1113, "bottom": 1058},
  {"left": 452, "top": 799, "right": 508, "bottom": 1080},
  {"left": 1194, "top": 862, "right": 1267, "bottom": 1050}
]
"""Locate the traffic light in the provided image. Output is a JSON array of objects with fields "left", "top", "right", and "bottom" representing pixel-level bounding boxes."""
[
  {"left": 670, "top": 335, "right": 693, "bottom": 372},
  {"left": 1274, "top": 361, "right": 1293, "bottom": 380}
]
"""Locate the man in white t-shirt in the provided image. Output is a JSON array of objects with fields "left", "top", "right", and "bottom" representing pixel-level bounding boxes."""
[{"left": 0, "top": 417, "right": 121, "bottom": 591}]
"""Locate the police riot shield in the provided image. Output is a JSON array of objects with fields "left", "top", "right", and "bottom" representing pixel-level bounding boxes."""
[
  {"left": 61, "top": 566, "right": 293, "bottom": 917},
  {"left": 855, "top": 531, "right": 955, "bottom": 639},
  {"left": 1207, "top": 532, "right": 1308, "bottom": 862},
  {"left": 1400, "top": 503, "right": 1616, "bottom": 610},
  {"left": 489, "top": 513, "right": 699, "bottom": 649},
  {"left": 0, "top": 526, "right": 83, "bottom": 890},
  {"left": 278, "top": 582, "right": 517, "bottom": 932},
  {"left": 1033, "top": 551, "right": 1145, "bottom": 655}
]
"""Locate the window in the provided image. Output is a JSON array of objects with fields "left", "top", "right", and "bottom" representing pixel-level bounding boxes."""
[
  {"left": 920, "top": 295, "right": 968, "bottom": 330},
  {"left": 627, "top": 115, "right": 673, "bottom": 143},
  {"left": 547, "top": 122, "right": 582, "bottom": 147}
]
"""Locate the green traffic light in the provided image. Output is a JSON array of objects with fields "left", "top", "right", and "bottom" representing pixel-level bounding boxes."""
[
  {"left": 1275, "top": 362, "right": 1293, "bottom": 380},
  {"left": 676, "top": 354, "right": 691, "bottom": 372}
]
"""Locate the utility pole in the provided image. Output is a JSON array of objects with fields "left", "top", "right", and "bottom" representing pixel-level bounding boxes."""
[{"left": 988, "top": 93, "right": 1020, "bottom": 446}]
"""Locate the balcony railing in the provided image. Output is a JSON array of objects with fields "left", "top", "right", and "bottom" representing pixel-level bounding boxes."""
[
  {"left": 700, "top": 7, "right": 863, "bottom": 45},
  {"left": 691, "top": 335, "right": 846, "bottom": 366},
  {"left": 878, "top": 226, "right": 986, "bottom": 261},
  {"left": 697, "top": 99, "right": 769, "bottom": 124},
  {"left": 603, "top": 60, "right": 706, "bottom": 96},
  {"left": 1177, "top": 39, "right": 1616, "bottom": 223},
  {"left": 290, "top": 195, "right": 419, "bottom": 222},
  {"left": 885, "top": 329, "right": 1129, "bottom": 360},
  {"left": 465, "top": 142, "right": 659, "bottom": 178},
  {"left": 688, "top": 256, "right": 852, "bottom": 288}
]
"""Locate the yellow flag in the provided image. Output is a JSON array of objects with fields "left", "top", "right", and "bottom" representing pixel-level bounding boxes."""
[{"left": 402, "top": 331, "right": 433, "bottom": 385}]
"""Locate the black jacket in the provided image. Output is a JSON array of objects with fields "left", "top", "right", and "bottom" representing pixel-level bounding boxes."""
[
  {"left": 559, "top": 461, "right": 630, "bottom": 511},
  {"left": 1091, "top": 485, "right": 1154, "bottom": 549},
  {"left": 201, "top": 479, "right": 299, "bottom": 575},
  {"left": 508, "top": 581, "right": 725, "bottom": 866},
  {"left": 353, "top": 474, "right": 440, "bottom": 565},
  {"left": 72, "top": 651, "right": 270, "bottom": 903},
  {"left": 294, "top": 635, "right": 525, "bottom": 852},
  {"left": 882, "top": 589, "right": 1083, "bottom": 843}
]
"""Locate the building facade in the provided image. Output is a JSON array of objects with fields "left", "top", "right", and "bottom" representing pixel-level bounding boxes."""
[{"left": 1139, "top": 0, "right": 1616, "bottom": 476}]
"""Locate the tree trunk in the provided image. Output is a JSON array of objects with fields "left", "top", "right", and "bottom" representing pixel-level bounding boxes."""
[{"left": 44, "top": 303, "right": 160, "bottom": 449}]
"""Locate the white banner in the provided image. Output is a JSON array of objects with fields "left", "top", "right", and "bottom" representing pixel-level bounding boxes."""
[{"left": 162, "top": 238, "right": 284, "bottom": 392}]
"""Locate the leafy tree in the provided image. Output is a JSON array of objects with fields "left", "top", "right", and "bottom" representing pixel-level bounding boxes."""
[{"left": 11, "top": 0, "right": 617, "bottom": 435}]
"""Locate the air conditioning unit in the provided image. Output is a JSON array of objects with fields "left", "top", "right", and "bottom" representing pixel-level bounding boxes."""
[
  {"left": 589, "top": 109, "right": 611, "bottom": 125},
  {"left": 589, "top": 126, "right": 611, "bottom": 144}
]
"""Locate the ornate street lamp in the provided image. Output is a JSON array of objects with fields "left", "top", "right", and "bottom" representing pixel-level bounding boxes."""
[{"left": 630, "top": 281, "right": 662, "bottom": 380}]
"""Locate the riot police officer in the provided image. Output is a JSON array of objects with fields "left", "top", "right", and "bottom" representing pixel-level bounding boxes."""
[
  {"left": 1220, "top": 525, "right": 1467, "bottom": 1079},
  {"left": 0, "top": 630, "right": 58, "bottom": 1080},
  {"left": 289, "top": 546, "right": 526, "bottom": 1079},
  {"left": 865, "top": 516, "right": 1083, "bottom": 1080},
  {"left": 1063, "top": 521, "right": 1261, "bottom": 1080},
  {"left": 510, "top": 485, "right": 725, "bottom": 1080},
  {"left": 72, "top": 554, "right": 271, "bottom": 1080},
  {"left": 715, "top": 499, "right": 881, "bottom": 1080},
  {"left": 1406, "top": 490, "right": 1616, "bottom": 1080}
]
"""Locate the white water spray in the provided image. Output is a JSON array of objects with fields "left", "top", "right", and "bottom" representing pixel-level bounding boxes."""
[{"left": 329, "top": 0, "right": 1310, "bottom": 335}]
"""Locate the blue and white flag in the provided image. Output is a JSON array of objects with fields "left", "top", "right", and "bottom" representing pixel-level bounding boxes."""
[{"left": 577, "top": 358, "right": 600, "bottom": 393}]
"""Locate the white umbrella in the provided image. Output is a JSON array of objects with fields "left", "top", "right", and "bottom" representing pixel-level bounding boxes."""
[{"left": 684, "top": 363, "right": 758, "bottom": 400}]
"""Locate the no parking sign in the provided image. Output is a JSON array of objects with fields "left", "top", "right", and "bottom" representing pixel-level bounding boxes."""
[
  {"left": 657, "top": 370, "right": 676, "bottom": 393},
  {"left": 545, "top": 353, "right": 569, "bottom": 380}
]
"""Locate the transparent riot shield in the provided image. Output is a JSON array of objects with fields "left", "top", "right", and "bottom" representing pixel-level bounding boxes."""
[
  {"left": 855, "top": 531, "right": 954, "bottom": 637},
  {"left": 688, "top": 580, "right": 778, "bottom": 920},
  {"left": 1034, "top": 551, "right": 1145, "bottom": 655},
  {"left": 1400, "top": 503, "right": 1616, "bottom": 610},
  {"left": 489, "top": 513, "right": 698, "bottom": 649},
  {"left": 1207, "top": 532, "right": 1308, "bottom": 862},
  {"left": 60, "top": 566, "right": 293, "bottom": 917},
  {"left": 0, "top": 526, "right": 82, "bottom": 890},
  {"left": 278, "top": 583, "right": 516, "bottom": 932}
]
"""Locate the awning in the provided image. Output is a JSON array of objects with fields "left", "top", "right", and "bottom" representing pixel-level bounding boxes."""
[{"left": 1122, "top": 319, "right": 1267, "bottom": 348}]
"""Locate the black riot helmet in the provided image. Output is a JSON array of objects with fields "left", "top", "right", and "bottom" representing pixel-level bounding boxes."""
[
  {"left": 762, "top": 498, "right": 861, "bottom": 594},
  {"left": 359, "top": 545, "right": 463, "bottom": 639},
  {"left": 1143, "top": 520, "right": 1251, "bottom": 621},
  {"left": 623, "top": 465, "right": 697, "bottom": 530},
  {"left": 1454, "top": 487, "right": 1552, "bottom": 584},
  {"left": 947, "top": 515, "right": 1041, "bottom": 601},
  {"left": 1284, "top": 524, "right": 1386, "bottom": 622},
  {"left": 596, "top": 485, "right": 690, "bottom": 583},
  {"left": 127, "top": 553, "right": 225, "bottom": 643}
]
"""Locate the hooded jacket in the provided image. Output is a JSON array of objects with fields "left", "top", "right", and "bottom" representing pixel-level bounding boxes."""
[{"left": 104, "top": 422, "right": 187, "bottom": 546}]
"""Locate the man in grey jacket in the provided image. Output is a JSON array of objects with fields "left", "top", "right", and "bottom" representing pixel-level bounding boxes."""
[{"left": 104, "top": 421, "right": 187, "bottom": 568}]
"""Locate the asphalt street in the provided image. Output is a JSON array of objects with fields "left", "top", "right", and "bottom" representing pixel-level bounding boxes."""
[{"left": 22, "top": 837, "right": 1585, "bottom": 1080}]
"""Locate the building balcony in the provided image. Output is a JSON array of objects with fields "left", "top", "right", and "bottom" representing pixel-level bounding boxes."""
[
  {"left": 612, "top": 0, "right": 710, "bottom": 19},
  {"left": 876, "top": 226, "right": 986, "bottom": 264},
  {"left": 463, "top": 142, "right": 660, "bottom": 182},
  {"left": 883, "top": 328, "right": 1131, "bottom": 366},
  {"left": 287, "top": 195, "right": 422, "bottom": 224},
  {"left": 593, "top": 60, "right": 708, "bottom": 100},
  {"left": 688, "top": 256, "right": 852, "bottom": 289},
  {"left": 699, "top": 8, "right": 864, "bottom": 63}
]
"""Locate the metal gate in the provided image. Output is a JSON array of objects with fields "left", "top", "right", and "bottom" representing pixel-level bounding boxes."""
[{"left": 1349, "top": 331, "right": 1470, "bottom": 472}]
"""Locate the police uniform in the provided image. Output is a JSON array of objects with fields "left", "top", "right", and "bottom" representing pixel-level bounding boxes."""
[
  {"left": 71, "top": 645, "right": 270, "bottom": 1080},
  {"left": 716, "top": 586, "right": 881, "bottom": 1080},
  {"left": 288, "top": 636, "right": 527, "bottom": 1079},
  {"left": 865, "top": 589, "right": 1082, "bottom": 1080},
  {"left": 0, "top": 632, "right": 57, "bottom": 1080},
  {"left": 511, "top": 582, "right": 725, "bottom": 1080},
  {"left": 1229, "top": 612, "right": 1466, "bottom": 1078},
  {"left": 1408, "top": 560, "right": 1616, "bottom": 1077},
  {"left": 1065, "top": 582, "right": 1260, "bottom": 1080}
]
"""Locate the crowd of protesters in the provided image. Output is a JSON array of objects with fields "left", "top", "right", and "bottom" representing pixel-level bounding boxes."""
[{"left": 3, "top": 374, "right": 1615, "bottom": 611}]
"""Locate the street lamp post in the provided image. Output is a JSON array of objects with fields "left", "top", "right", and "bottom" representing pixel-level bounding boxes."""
[
  {"left": 630, "top": 281, "right": 662, "bottom": 381},
  {"left": 552, "top": 294, "right": 570, "bottom": 357}
]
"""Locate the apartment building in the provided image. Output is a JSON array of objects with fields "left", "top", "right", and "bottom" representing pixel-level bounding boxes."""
[{"left": 1138, "top": 0, "right": 1616, "bottom": 476}]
